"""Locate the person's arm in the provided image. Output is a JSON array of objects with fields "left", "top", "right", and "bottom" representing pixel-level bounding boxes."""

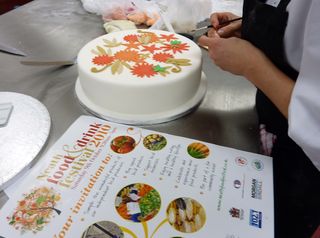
[
  {"left": 243, "top": 49, "right": 295, "bottom": 118},
  {"left": 198, "top": 33, "right": 295, "bottom": 118}
]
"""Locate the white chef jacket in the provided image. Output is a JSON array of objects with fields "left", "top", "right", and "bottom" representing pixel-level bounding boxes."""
[{"left": 285, "top": 0, "right": 320, "bottom": 171}]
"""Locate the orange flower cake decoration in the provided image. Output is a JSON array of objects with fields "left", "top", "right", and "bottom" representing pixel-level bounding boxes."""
[
  {"left": 138, "top": 32, "right": 159, "bottom": 44},
  {"left": 122, "top": 41, "right": 141, "bottom": 50},
  {"left": 92, "top": 55, "right": 114, "bottom": 65},
  {"left": 142, "top": 44, "right": 161, "bottom": 54},
  {"left": 123, "top": 34, "right": 139, "bottom": 42},
  {"left": 131, "top": 63, "right": 158, "bottom": 78},
  {"left": 114, "top": 50, "right": 141, "bottom": 63},
  {"left": 161, "top": 41, "right": 190, "bottom": 54},
  {"left": 90, "top": 30, "right": 192, "bottom": 78},
  {"left": 160, "top": 33, "right": 178, "bottom": 42},
  {"left": 153, "top": 52, "right": 174, "bottom": 63}
]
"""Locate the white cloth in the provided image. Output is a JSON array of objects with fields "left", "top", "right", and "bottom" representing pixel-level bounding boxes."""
[
  {"left": 211, "top": 0, "right": 243, "bottom": 16},
  {"left": 285, "top": 0, "right": 320, "bottom": 171}
]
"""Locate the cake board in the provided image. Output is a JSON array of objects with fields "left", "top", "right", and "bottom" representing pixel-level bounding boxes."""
[
  {"left": 0, "top": 92, "right": 51, "bottom": 190},
  {"left": 75, "top": 73, "right": 207, "bottom": 125}
]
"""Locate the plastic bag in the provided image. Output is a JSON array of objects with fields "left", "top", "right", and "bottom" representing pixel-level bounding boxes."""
[
  {"left": 81, "top": 0, "right": 135, "bottom": 21},
  {"left": 81, "top": 0, "right": 159, "bottom": 26},
  {"left": 81, "top": 0, "right": 212, "bottom": 33},
  {"left": 152, "top": 0, "right": 212, "bottom": 33}
]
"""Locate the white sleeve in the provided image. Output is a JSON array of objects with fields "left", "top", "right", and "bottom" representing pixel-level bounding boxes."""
[{"left": 286, "top": 0, "right": 320, "bottom": 171}]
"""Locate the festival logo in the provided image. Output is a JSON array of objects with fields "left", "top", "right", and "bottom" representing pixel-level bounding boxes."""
[{"left": 7, "top": 187, "right": 61, "bottom": 234}]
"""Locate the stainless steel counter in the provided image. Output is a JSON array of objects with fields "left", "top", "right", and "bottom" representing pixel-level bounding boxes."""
[{"left": 0, "top": 0, "right": 258, "bottom": 206}]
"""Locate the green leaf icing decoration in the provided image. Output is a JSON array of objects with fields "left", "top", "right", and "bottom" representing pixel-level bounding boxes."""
[
  {"left": 170, "top": 40, "right": 182, "bottom": 45},
  {"left": 153, "top": 65, "right": 166, "bottom": 72}
]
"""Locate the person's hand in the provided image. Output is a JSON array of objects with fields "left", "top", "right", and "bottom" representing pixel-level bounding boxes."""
[
  {"left": 198, "top": 33, "right": 266, "bottom": 77},
  {"left": 199, "top": 30, "right": 295, "bottom": 119},
  {"left": 210, "top": 12, "right": 242, "bottom": 38}
]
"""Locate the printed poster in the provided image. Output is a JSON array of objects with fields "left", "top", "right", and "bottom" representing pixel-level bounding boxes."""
[{"left": 0, "top": 116, "right": 274, "bottom": 238}]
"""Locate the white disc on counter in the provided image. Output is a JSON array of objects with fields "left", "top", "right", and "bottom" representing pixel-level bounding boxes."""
[{"left": 0, "top": 92, "right": 51, "bottom": 190}]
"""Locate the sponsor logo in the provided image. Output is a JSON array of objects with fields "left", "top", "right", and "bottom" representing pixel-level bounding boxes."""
[
  {"left": 235, "top": 156, "right": 247, "bottom": 166},
  {"left": 249, "top": 209, "right": 262, "bottom": 228},
  {"left": 251, "top": 159, "right": 264, "bottom": 171},
  {"left": 251, "top": 179, "right": 262, "bottom": 199},
  {"left": 234, "top": 180, "right": 241, "bottom": 189},
  {"left": 229, "top": 207, "right": 244, "bottom": 220}
]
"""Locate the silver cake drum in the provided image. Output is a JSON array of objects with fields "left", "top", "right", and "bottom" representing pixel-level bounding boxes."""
[{"left": 0, "top": 92, "right": 51, "bottom": 189}]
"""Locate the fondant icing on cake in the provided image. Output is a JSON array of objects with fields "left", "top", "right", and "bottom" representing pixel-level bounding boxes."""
[{"left": 76, "top": 29, "right": 205, "bottom": 124}]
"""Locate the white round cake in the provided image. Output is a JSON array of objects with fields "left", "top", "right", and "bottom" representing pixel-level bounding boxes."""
[{"left": 75, "top": 29, "right": 206, "bottom": 124}]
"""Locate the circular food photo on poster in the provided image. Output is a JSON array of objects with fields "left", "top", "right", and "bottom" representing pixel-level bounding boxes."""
[
  {"left": 81, "top": 220, "right": 124, "bottom": 238},
  {"left": 166, "top": 197, "right": 206, "bottom": 233},
  {"left": 7, "top": 187, "right": 61, "bottom": 234},
  {"left": 187, "top": 142, "right": 210, "bottom": 159},
  {"left": 110, "top": 135, "right": 136, "bottom": 154},
  {"left": 115, "top": 183, "right": 161, "bottom": 223},
  {"left": 143, "top": 134, "right": 167, "bottom": 151}
]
